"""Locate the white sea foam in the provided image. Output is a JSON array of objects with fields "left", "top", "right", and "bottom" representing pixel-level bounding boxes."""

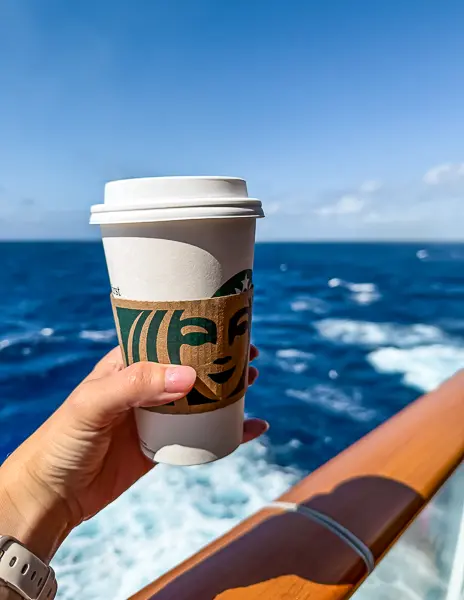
[
  {"left": 346, "top": 283, "right": 377, "bottom": 293},
  {"left": 278, "top": 361, "right": 308, "bottom": 374},
  {"left": 417, "top": 249, "right": 429, "bottom": 260},
  {"left": 368, "top": 345, "right": 464, "bottom": 393},
  {"left": 328, "top": 277, "right": 342, "bottom": 288},
  {"left": 327, "top": 278, "right": 380, "bottom": 304},
  {"left": 0, "top": 328, "right": 58, "bottom": 351},
  {"left": 317, "top": 318, "right": 463, "bottom": 391},
  {"left": 315, "top": 319, "right": 447, "bottom": 348},
  {"left": 352, "top": 291, "right": 379, "bottom": 305},
  {"left": 290, "top": 296, "right": 328, "bottom": 314},
  {"left": 347, "top": 282, "right": 380, "bottom": 305},
  {"left": 286, "top": 385, "right": 376, "bottom": 422},
  {"left": 53, "top": 441, "right": 298, "bottom": 600},
  {"left": 40, "top": 327, "right": 54, "bottom": 337},
  {"left": 276, "top": 349, "right": 314, "bottom": 359},
  {"left": 79, "top": 329, "right": 117, "bottom": 342},
  {"left": 276, "top": 348, "right": 314, "bottom": 374}
]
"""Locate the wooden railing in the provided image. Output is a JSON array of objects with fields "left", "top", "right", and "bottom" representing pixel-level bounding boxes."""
[{"left": 130, "top": 371, "right": 464, "bottom": 600}]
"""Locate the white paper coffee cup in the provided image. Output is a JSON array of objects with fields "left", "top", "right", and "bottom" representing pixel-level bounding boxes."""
[{"left": 90, "top": 177, "right": 264, "bottom": 466}]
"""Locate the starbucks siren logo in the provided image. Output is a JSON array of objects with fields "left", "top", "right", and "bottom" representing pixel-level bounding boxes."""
[
  {"left": 112, "top": 270, "right": 253, "bottom": 414},
  {"left": 214, "top": 269, "right": 253, "bottom": 298}
]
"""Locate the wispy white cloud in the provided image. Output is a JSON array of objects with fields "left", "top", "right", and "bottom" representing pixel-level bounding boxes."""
[
  {"left": 359, "top": 180, "right": 382, "bottom": 193},
  {"left": 423, "top": 163, "right": 464, "bottom": 185},
  {"left": 264, "top": 201, "right": 281, "bottom": 215},
  {"left": 259, "top": 162, "right": 464, "bottom": 240},
  {"left": 362, "top": 211, "right": 419, "bottom": 224},
  {"left": 314, "top": 195, "right": 365, "bottom": 216}
]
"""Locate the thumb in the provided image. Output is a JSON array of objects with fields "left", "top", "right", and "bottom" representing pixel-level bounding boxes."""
[{"left": 65, "top": 362, "right": 197, "bottom": 429}]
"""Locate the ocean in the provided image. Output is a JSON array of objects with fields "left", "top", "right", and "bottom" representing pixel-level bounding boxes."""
[{"left": 1, "top": 241, "right": 463, "bottom": 599}]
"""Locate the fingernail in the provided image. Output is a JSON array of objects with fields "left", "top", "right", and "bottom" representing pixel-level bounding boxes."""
[{"left": 164, "top": 366, "right": 197, "bottom": 393}]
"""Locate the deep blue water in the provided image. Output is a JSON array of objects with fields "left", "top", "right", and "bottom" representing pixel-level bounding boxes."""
[
  {"left": 2, "top": 242, "right": 464, "bottom": 599},
  {"left": 2, "top": 241, "right": 463, "bottom": 467}
]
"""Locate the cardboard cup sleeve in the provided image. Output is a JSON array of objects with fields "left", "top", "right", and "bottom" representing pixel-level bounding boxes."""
[{"left": 111, "top": 289, "right": 253, "bottom": 415}]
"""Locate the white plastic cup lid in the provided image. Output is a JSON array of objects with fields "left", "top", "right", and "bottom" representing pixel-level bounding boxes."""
[{"left": 90, "top": 176, "right": 264, "bottom": 225}]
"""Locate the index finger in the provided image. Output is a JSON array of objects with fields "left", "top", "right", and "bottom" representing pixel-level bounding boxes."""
[{"left": 82, "top": 346, "right": 125, "bottom": 383}]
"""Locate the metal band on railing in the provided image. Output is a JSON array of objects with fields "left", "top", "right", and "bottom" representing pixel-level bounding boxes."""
[{"left": 268, "top": 501, "right": 375, "bottom": 574}]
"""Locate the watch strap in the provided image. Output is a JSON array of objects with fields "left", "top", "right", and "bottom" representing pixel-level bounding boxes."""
[{"left": 0, "top": 537, "right": 57, "bottom": 600}]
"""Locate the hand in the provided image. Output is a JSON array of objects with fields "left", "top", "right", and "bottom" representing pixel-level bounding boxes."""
[{"left": 0, "top": 345, "right": 266, "bottom": 563}]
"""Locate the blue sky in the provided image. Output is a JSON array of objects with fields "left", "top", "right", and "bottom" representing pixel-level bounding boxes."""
[{"left": 1, "top": 0, "right": 464, "bottom": 240}]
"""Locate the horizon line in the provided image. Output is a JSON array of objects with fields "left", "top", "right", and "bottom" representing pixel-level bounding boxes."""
[{"left": 1, "top": 239, "right": 464, "bottom": 244}]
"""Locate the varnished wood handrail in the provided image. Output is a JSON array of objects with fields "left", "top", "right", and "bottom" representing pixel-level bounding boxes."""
[{"left": 130, "top": 371, "right": 464, "bottom": 600}]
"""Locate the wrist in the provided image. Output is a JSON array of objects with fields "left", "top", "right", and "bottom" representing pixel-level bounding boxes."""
[
  {"left": 0, "top": 586, "right": 21, "bottom": 600},
  {"left": 0, "top": 465, "right": 71, "bottom": 564}
]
